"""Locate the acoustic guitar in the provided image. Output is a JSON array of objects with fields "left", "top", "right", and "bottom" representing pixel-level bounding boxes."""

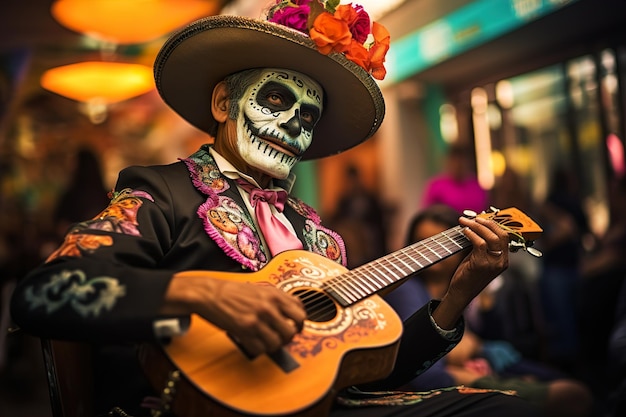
[{"left": 139, "top": 207, "right": 542, "bottom": 417}]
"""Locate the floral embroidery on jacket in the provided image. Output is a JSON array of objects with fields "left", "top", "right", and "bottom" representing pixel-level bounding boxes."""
[
  {"left": 183, "top": 147, "right": 269, "bottom": 270},
  {"left": 183, "top": 145, "right": 347, "bottom": 270},
  {"left": 24, "top": 269, "right": 126, "bottom": 317},
  {"left": 182, "top": 144, "right": 229, "bottom": 195},
  {"left": 47, "top": 234, "right": 114, "bottom": 262},
  {"left": 198, "top": 195, "right": 268, "bottom": 271},
  {"left": 303, "top": 219, "right": 345, "bottom": 264},
  {"left": 287, "top": 196, "right": 322, "bottom": 224},
  {"left": 46, "top": 188, "right": 154, "bottom": 262},
  {"left": 93, "top": 188, "right": 154, "bottom": 235}
]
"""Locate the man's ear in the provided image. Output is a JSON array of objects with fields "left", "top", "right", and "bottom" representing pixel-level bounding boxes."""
[{"left": 211, "top": 81, "right": 230, "bottom": 123}]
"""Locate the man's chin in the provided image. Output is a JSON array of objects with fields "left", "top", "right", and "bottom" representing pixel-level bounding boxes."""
[{"left": 250, "top": 162, "right": 292, "bottom": 180}]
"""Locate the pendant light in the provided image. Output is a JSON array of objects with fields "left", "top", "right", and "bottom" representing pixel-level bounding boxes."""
[
  {"left": 40, "top": 61, "right": 154, "bottom": 104},
  {"left": 50, "top": 0, "right": 221, "bottom": 44}
]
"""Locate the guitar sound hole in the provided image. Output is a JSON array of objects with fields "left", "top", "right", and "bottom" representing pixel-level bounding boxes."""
[{"left": 292, "top": 289, "right": 338, "bottom": 323}]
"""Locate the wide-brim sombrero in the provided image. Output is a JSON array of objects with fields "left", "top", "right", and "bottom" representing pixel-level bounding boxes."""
[{"left": 154, "top": 15, "right": 385, "bottom": 160}]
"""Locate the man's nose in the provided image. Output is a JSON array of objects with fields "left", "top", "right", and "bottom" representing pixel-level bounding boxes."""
[{"left": 280, "top": 109, "right": 302, "bottom": 137}]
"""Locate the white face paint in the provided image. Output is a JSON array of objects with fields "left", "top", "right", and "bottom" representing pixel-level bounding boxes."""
[{"left": 235, "top": 69, "right": 324, "bottom": 179}]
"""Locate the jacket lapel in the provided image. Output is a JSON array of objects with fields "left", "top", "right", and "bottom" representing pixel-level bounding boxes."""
[{"left": 182, "top": 145, "right": 347, "bottom": 271}]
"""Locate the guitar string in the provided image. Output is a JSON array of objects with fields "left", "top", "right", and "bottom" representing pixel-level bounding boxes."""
[
  {"left": 301, "top": 227, "right": 470, "bottom": 321},
  {"left": 330, "top": 227, "right": 468, "bottom": 299},
  {"left": 322, "top": 214, "right": 529, "bottom": 306},
  {"left": 299, "top": 215, "right": 531, "bottom": 321},
  {"left": 316, "top": 229, "right": 466, "bottom": 308}
]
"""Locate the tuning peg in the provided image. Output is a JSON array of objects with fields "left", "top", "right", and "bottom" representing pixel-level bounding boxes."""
[
  {"left": 508, "top": 241, "right": 543, "bottom": 257},
  {"left": 462, "top": 209, "right": 477, "bottom": 218}
]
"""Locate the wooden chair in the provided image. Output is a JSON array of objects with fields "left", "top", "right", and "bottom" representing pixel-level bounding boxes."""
[{"left": 41, "top": 339, "right": 94, "bottom": 417}]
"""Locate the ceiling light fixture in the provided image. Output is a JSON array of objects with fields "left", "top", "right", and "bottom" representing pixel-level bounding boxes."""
[
  {"left": 50, "top": 0, "right": 221, "bottom": 44},
  {"left": 41, "top": 61, "right": 154, "bottom": 104}
]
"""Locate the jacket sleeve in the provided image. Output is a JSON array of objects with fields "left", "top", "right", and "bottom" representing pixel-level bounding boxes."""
[
  {"left": 10, "top": 164, "right": 186, "bottom": 343},
  {"left": 358, "top": 300, "right": 464, "bottom": 390}
]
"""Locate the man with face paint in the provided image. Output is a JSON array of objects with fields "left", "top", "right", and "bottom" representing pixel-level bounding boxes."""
[
  {"left": 11, "top": 3, "right": 537, "bottom": 417},
  {"left": 216, "top": 68, "right": 323, "bottom": 184}
]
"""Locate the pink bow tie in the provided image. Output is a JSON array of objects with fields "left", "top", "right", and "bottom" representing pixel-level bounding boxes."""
[{"left": 236, "top": 179, "right": 303, "bottom": 256}]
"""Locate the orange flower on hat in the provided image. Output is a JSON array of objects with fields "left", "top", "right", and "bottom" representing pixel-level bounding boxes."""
[
  {"left": 344, "top": 22, "right": 389, "bottom": 80},
  {"left": 310, "top": 12, "right": 352, "bottom": 55},
  {"left": 367, "top": 22, "right": 390, "bottom": 80},
  {"left": 345, "top": 39, "right": 369, "bottom": 69}
]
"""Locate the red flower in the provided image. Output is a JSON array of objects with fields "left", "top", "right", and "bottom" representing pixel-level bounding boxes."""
[{"left": 335, "top": 4, "right": 370, "bottom": 44}]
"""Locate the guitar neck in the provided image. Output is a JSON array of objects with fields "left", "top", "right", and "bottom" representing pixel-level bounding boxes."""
[{"left": 324, "top": 225, "right": 470, "bottom": 307}]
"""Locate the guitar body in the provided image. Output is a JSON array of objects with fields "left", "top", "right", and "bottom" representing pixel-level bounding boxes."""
[{"left": 140, "top": 250, "right": 403, "bottom": 417}]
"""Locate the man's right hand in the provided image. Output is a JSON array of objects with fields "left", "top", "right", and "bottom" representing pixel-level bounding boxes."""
[{"left": 162, "top": 273, "right": 307, "bottom": 357}]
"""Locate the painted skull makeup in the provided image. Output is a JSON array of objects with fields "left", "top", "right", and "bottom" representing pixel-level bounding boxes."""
[{"left": 235, "top": 69, "right": 324, "bottom": 179}]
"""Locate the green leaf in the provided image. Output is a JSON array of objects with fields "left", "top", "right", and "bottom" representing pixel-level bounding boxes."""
[{"left": 325, "top": 0, "right": 340, "bottom": 14}]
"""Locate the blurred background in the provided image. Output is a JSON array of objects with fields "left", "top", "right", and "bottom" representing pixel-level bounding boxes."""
[{"left": 1, "top": 0, "right": 626, "bottom": 416}]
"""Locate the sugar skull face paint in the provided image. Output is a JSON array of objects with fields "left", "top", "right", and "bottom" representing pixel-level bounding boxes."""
[{"left": 235, "top": 69, "right": 323, "bottom": 179}]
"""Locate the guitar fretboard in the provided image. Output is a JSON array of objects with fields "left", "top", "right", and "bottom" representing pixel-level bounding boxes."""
[{"left": 324, "top": 225, "right": 471, "bottom": 307}]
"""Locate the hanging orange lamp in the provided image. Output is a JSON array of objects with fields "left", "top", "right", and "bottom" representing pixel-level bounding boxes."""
[
  {"left": 40, "top": 61, "right": 154, "bottom": 104},
  {"left": 50, "top": 0, "right": 221, "bottom": 44}
]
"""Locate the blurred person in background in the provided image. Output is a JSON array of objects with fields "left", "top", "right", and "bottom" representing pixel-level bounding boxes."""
[
  {"left": 419, "top": 143, "right": 488, "bottom": 215},
  {"left": 329, "top": 163, "right": 387, "bottom": 268},
  {"left": 53, "top": 148, "right": 111, "bottom": 239},
  {"left": 579, "top": 175, "right": 626, "bottom": 415},
  {"left": 537, "top": 167, "right": 591, "bottom": 372},
  {"left": 385, "top": 204, "right": 593, "bottom": 417}
]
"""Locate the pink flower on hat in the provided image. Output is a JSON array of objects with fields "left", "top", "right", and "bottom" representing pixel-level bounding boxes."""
[{"left": 268, "top": 0, "right": 312, "bottom": 33}]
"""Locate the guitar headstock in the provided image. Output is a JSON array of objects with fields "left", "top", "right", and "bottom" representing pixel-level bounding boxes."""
[{"left": 475, "top": 207, "right": 543, "bottom": 257}]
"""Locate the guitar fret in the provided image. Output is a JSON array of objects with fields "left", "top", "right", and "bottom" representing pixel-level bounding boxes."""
[
  {"left": 342, "top": 276, "right": 368, "bottom": 299},
  {"left": 374, "top": 259, "right": 401, "bottom": 281},
  {"left": 443, "top": 229, "right": 465, "bottom": 249},
  {"left": 327, "top": 277, "right": 359, "bottom": 304},
  {"left": 380, "top": 255, "right": 410, "bottom": 277},
  {"left": 338, "top": 286, "right": 359, "bottom": 303},
  {"left": 362, "top": 264, "right": 390, "bottom": 288},
  {"left": 403, "top": 249, "right": 424, "bottom": 269},
  {"left": 424, "top": 239, "right": 444, "bottom": 259},
  {"left": 433, "top": 237, "right": 453, "bottom": 254},
  {"left": 363, "top": 268, "right": 386, "bottom": 290},
  {"left": 361, "top": 262, "right": 387, "bottom": 285},
  {"left": 415, "top": 245, "right": 437, "bottom": 264},
  {"left": 391, "top": 252, "right": 413, "bottom": 272},
  {"left": 356, "top": 275, "right": 377, "bottom": 296},
  {"left": 352, "top": 269, "right": 379, "bottom": 294}
]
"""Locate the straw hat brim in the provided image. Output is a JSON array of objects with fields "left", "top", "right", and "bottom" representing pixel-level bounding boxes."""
[{"left": 154, "top": 15, "right": 385, "bottom": 160}]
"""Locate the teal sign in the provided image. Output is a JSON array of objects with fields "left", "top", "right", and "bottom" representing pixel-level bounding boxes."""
[{"left": 384, "top": 0, "right": 580, "bottom": 84}]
